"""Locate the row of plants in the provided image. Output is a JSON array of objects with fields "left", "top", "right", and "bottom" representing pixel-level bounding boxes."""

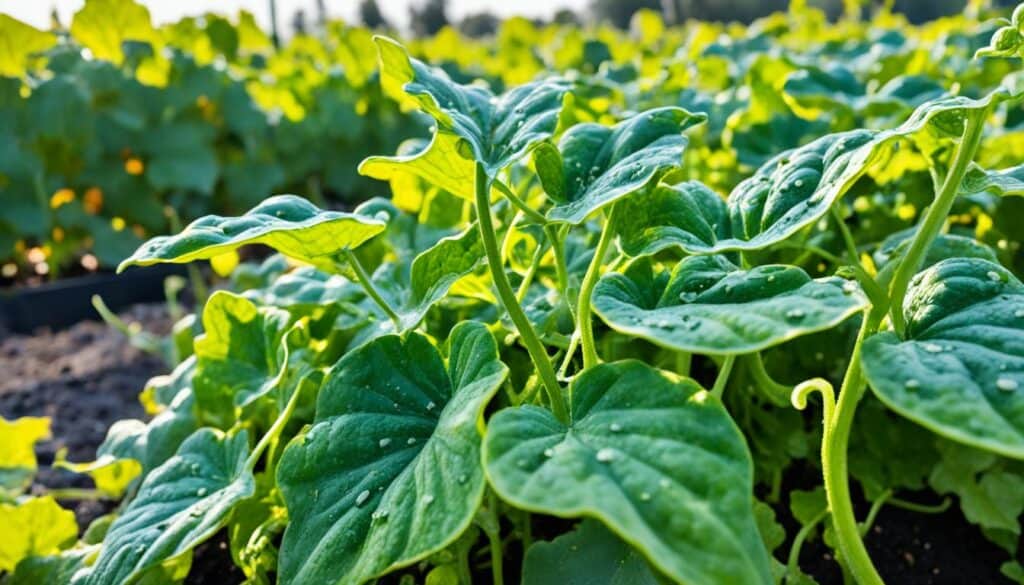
[
  {"left": 3, "top": 2, "right": 1024, "bottom": 584},
  {"left": 2, "top": 0, "right": 1022, "bottom": 278}
]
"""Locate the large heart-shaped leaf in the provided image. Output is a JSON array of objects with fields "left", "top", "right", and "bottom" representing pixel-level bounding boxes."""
[
  {"left": 592, "top": 256, "right": 867, "bottom": 355},
  {"left": 484, "top": 361, "right": 773, "bottom": 585},
  {"left": 118, "top": 195, "right": 385, "bottom": 273},
  {"left": 521, "top": 519, "right": 662, "bottom": 585},
  {"left": 863, "top": 258, "right": 1024, "bottom": 459},
  {"left": 74, "top": 429, "right": 254, "bottom": 585},
  {"left": 545, "top": 107, "right": 706, "bottom": 224},
  {"left": 0, "top": 15, "right": 56, "bottom": 77},
  {"left": 615, "top": 91, "right": 1014, "bottom": 254},
  {"left": 276, "top": 321, "right": 507, "bottom": 585},
  {"left": 616, "top": 181, "right": 729, "bottom": 257},
  {"left": 375, "top": 36, "right": 570, "bottom": 173}
]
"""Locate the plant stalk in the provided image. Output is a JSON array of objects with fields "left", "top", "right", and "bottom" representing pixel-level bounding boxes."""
[
  {"left": 577, "top": 205, "right": 618, "bottom": 370},
  {"left": 475, "top": 163, "right": 569, "bottom": 423},
  {"left": 711, "top": 355, "right": 736, "bottom": 400},
  {"left": 887, "top": 113, "right": 987, "bottom": 334},
  {"left": 821, "top": 308, "right": 887, "bottom": 585},
  {"left": 342, "top": 248, "right": 403, "bottom": 331}
]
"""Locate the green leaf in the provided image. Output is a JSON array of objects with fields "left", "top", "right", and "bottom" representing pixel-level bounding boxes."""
[
  {"left": 193, "top": 291, "right": 300, "bottom": 425},
  {"left": 592, "top": 256, "right": 867, "bottom": 355},
  {"left": 872, "top": 231, "right": 998, "bottom": 289},
  {"left": 118, "top": 195, "right": 385, "bottom": 273},
  {"left": 69, "top": 0, "right": 158, "bottom": 64},
  {"left": 961, "top": 163, "right": 1024, "bottom": 198},
  {"left": 0, "top": 496, "right": 78, "bottom": 572},
  {"left": 0, "top": 15, "right": 56, "bottom": 76},
  {"left": 545, "top": 107, "right": 706, "bottom": 224},
  {"left": 402, "top": 224, "right": 485, "bottom": 329},
  {"left": 616, "top": 181, "right": 729, "bottom": 257},
  {"left": 521, "top": 519, "right": 662, "bottom": 585},
  {"left": 0, "top": 416, "right": 51, "bottom": 498},
  {"left": 359, "top": 132, "right": 476, "bottom": 201},
  {"left": 929, "top": 441, "right": 1024, "bottom": 535},
  {"left": 374, "top": 36, "right": 570, "bottom": 173},
  {"left": 276, "top": 321, "right": 507, "bottom": 585},
  {"left": 483, "top": 360, "right": 773, "bottom": 585},
  {"left": 6, "top": 546, "right": 96, "bottom": 585},
  {"left": 863, "top": 257, "right": 1024, "bottom": 459},
  {"left": 73, "top": 429, "right": 254, "bottom": 585}
]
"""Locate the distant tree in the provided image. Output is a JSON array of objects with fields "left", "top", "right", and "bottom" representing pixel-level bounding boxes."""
[
  {"left": 359, "top": 0, "right": 389, "bottom": 29},
  {"left": 552, "top": 8, "right": 581, "bottom": 25},
  {"left": 590, "top": 0, "right": 662, "bottom": 28},
  {"left": 291, "top": 8, "right": 307, "bottom": 35},
  {"left": 410, "top": 0, "right": 449, "bottom": 36},
  {"left": 459, "top": 12, "right": 500, "bottom": 37}
]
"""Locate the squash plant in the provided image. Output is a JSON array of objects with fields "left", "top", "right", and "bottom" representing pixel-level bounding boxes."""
[{"left": 4, "top": 15, "right": 1024, "bottom": 585}]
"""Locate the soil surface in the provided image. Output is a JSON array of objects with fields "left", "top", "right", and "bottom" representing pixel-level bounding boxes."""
[
  {"left": 2, "top": 302, "right": 1020, "bottom": 584},
  {"left": 0, "top": 304, "right": 169, "bottom": 528}
]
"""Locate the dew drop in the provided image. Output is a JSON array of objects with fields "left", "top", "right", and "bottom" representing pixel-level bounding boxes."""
[
  {"left": 543, "top": 448, "right": 555, "bottom": 458},
  {"left": 987, "top": 271, "right": 1002, "bottom": 282},
  {"left": 609, "top": 423, "right": 623, "bottom": 432},
  {"left": 196, "top": 487, "right": 208, "bottom": 497},
  {"left": 659, "top": 478, "right": 671, "bottom": 489},
  {"left": 922, "top": 343, "right": 944, "bottom": 354},
  {"left": 640, "top": 492, "right": 652, "bottom": 501},
  {"left": 595, "top": 448, "right": 615, "bottom": 463},
  {"left": 423, "top": 494, "right": 435, "bottom": 505},
  {"left": 680, "top": 291, "right": 698, "bottom": 303},
  {"left": 426, "top": 401, "right": 436, "bottom": 411},
  {"left": 379, "top": 438, "right": 392, "bottom": 448},
  {"left": 996, "top": 377, "right": 1018, "bottom": 392},
  {"left": 785, "top": 309, "right": 806, "bottom": 320},
  {"left": 356, "top": 490, "right": 371, "bottom": 507},
  {"left": 372, "top": 509, "right": 389, "bottom": 521},
  {"left": 904, "top": 379, "right": 921, "bottom": 390},
  {"left": 842, "top": 281, "right": 858, "bottom": 294},
  {"left": 407, "top": 437, "right": 418, "bottom": 445},
  {"left": 1015, "top": 309, "right": 1024, "bottom": 318},
  {"left": 457, "top": 474, "right": 469, "bottom": 484},
  {"left": 767, "top": 274, "right": 776, "bottom": 283}
]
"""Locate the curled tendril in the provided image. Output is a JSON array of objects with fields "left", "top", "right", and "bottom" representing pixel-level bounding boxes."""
[{"left": 791, "top": 377, "right": 837, "bottom": 428}]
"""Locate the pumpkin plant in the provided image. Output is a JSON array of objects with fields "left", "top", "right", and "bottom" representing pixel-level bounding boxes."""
[{"left": 4, "top": 8, "right": 1024, "bottom": 585}]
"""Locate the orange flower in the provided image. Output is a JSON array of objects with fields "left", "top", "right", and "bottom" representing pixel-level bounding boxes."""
[{"left": 84, "top": 187, "right": 103, "bottom": 214}]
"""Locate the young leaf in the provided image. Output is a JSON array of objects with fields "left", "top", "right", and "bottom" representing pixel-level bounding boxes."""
[
  {"left": 73, "top": 428, "right": 253, "bottom": 585},
  {"left": 483, "top": 360, "right": 773, "bottom": 585},
  {"left": 275, "top": 321, "right": 507, "bottom": 585},
  {"left": 118, "top": 195, "right": 385, "bottom": 273},
  {"left": 521, "top": 519, "right": 662, "bottom": 585},
  {"left": 0, "top": 496, "right": 77, "bottom": 572},
  {"left": 6, "top": 546, "right": 96, "bottom": 585},
  {"left": 545, "top": 107, "right": 706, "bottom": 224},
  {"left": 359, "top": 132, "right": 477, "bottom": 201},
  {"left": 592, "top": 256, "right": 867, "bottom": 355},
  {"left": 374, "top": 36, "right": 570, "bottom": 173},
  {"left": 616, "top": 181, "right": 730, "bottom": 257},
  {"left": 863, "top": 258, "right": 1024, "bottom": 459}
]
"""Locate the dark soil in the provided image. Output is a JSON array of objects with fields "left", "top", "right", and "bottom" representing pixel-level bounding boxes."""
[
  {"left": 774, "top": 464, "right": 1020, "bottom": 585},
  {"left": 0, "top": 304, "right": 170, "bottom": 528}
]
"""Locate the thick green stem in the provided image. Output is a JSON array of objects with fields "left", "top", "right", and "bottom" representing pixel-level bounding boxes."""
[
  {"left": 822, "top": 308, "right": 887, "bottom": 585},
  {"left": 745, "top": 353, "right": 792, "bottom": 406},
  {"left": 493, "top": 179, "right": 547, "bottom": 225},
  {"left": 887, "top": 113, "right": 987, "bottom": 334},
  {"left": 675, "top": 352, "right": 692, "bottom": 378},
  {"left": 483, "top": 491, "right": 505, "bottom": 585},
  {"left": 475, "top": 163, "right": 568, "bottom": 423},
  {"left": 577, "top": 206, "right": 618, "bottom": 370},
  {"left": 711, "top": 355, "right": 736, "bottom": 400},
  {"left": 343, "top": 248, "right": 402, "bottom": 330}
]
